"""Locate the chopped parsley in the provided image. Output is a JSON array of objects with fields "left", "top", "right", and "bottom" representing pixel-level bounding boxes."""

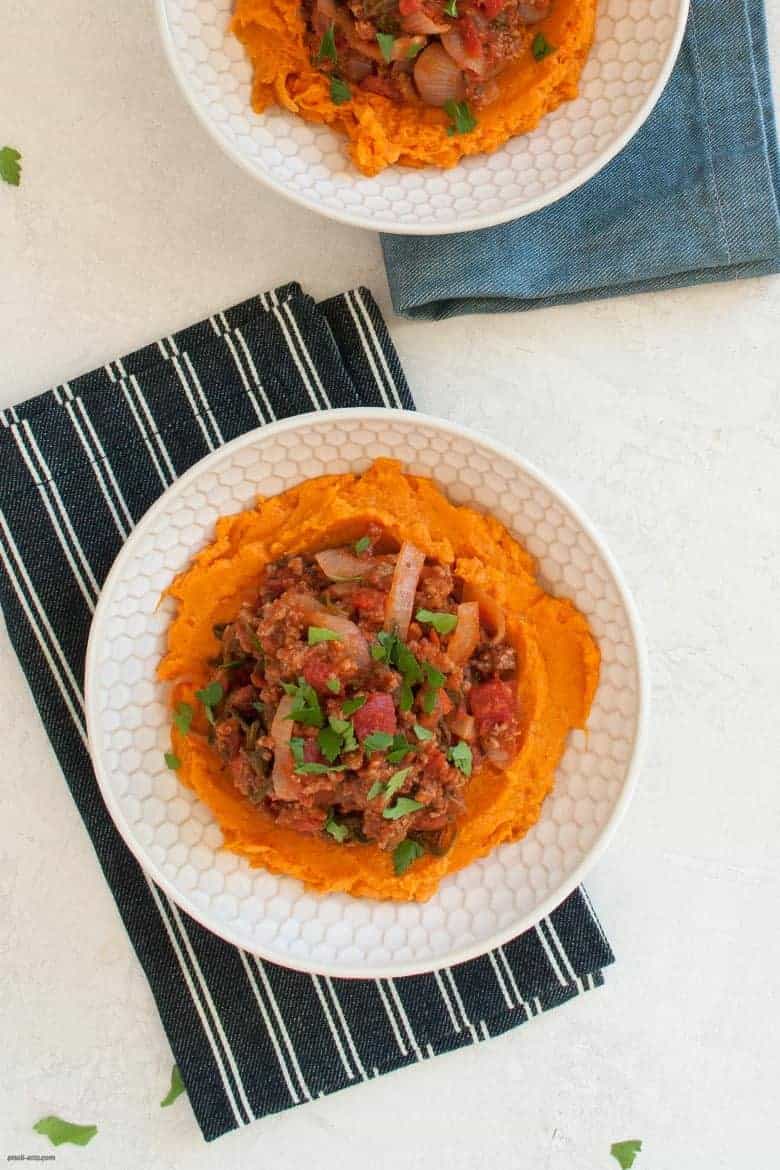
[
  {"left": 444, "top": 100, "right": 477, "bottom": 136},
  {"left": 532, "top": 32, "right": 555, "bottom": 60},
  {"left": 444, "top": 0, "right": 458, "bottom": 14},
  {"left": 317, "top": 724, "right": 343, "bottom": 763},
  {"left": 33, "top": 1117, "right": 97, "bottom": 1148},
  {"left": 283, "top": 678, "right": 324, "bottom": 727},
  {"left": 421, "top": 662, "right": 446, "bottom": 713},
  {"left": 376, "top": 32, "right": 395, "bottom": 63},
  {"left": 448, "top": 740, "right": 473, "bottom": 776},
  {"left": 393, "top": 838, "right": 425, "bottom": 875},
  {"left": 164, "top": 751, "right": 181, "bottom": 770},
  {"left": 196, "top": 681, "right": 223, "bottom": 708},
  {"left": 354, "top": 535, "right": 371, "bottom": 554},
  {"left": 367, "top": 780, "right": 385, "bottom": 800},
  {"left": 610, "top": 1141, "right": 642, "bottom": 1170},
  {"left": 308, "top": 625, "right": 341, "bottom": 645},
  {"left": 368, "top": 766, "right": 412, "bottom": 803},
  {"left": 412, "top": 723, "right": 434, "bottom": 741},
  {"left": 406, "top": 40, "right": 425, "bottom": 59},
  {"left": 325, "top": 815, "right": 350, "bottom": 842},
  {"left": 416, "top": 608, "right": 458, "bottom": 634},
  {"left": 221, "top": 658, "right": 247, "bottom": 670},
  {"left": 386, "top": 734, "right": 418, "bottom": 763},
  {"left": 326, "top": 677, "right": 341, "bottom": 693},
  {"left": 173, "top": 701, "right": 193, "bottom": 735},
  {"left": 296, "top": 762, "right": 347, "bottom": 774},
  {"left": 364, "top": 731, "right": 394, "bottom": 753},
  {"left": 160, "top": 1064, "right": 186, "bottom": 1108},
  {"left": 316, "top": 22, "right": 337, "bottom": 63},
  {"left": 290, "top": 737, "right": 305, "bottom": 767},
  {"left": 330, "top": 76, "right": 351, "bottom": 105},
  {"left": 342, "top": 694, "right": 366, "bottom": 716},
  {"left": 383, "top": 796, "right": 425, "bottom": 820},
  {"left": 0, "top": 147, "right": 21, "bottom": 187}
]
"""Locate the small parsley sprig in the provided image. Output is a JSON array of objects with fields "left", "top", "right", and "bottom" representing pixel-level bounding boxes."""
[
  {"left": 444, "top": 100, "right": 477, "bottom": 136},
  {"left": 0, "top": 147, "right": 22, "bottom": 187},
  {"left": 532, "top": 32, "right": 555, "bottom": 60},
  {"left": 416, "top": 608, "right": 458, "bottom": 635}
]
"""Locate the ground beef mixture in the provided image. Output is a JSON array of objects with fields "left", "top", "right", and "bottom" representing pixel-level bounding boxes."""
[{"left": 196, "top": 528, "right": 521, "bottom": 875}]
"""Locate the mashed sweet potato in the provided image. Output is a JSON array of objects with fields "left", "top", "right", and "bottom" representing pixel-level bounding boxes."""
[
  {"left": 159, "top": 459, "right": 599, "bottom": 901},
  {"left": 231, "top": 0, "right": 597, "bottom": 176}
]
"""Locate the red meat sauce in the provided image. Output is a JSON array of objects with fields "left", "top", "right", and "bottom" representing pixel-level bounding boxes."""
[{"left": 200, "top": 530, "right": 521, "bottom": 864}]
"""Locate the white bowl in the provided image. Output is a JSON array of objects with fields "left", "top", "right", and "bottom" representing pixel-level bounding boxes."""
[
  {"left": 85, "top": 410, "right": 647, "bottom": 977},
  {"left": 156, "top": 0, "right": 687, "bottom": 234}
]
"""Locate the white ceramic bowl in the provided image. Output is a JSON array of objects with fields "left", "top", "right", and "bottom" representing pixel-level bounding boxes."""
[
  {"left": 156, "top": 0, "right": 687, "bottom": 234},
  {"left": 85, "top": 410, "right": 647, "bottom": 977}
]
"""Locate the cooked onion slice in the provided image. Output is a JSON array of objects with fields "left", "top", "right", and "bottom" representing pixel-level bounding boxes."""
[
  {"left": 413, "top": 43, "right": 467, "bottom": 107},
  {"left": 292, "top": 593, "right": 371, "bottom": 670},
  {"left": 401, "top": 9, "right": 450, "bottom": 34},
  {"left": 270, "top": 695, "right": 298, "bottom": 800},
  {"left": 315, "top": 548, "right": 375, "bottom": 581},
  {"left": 440, "top": 29, "right": 488, "bottom": 77},
  {"left": 462, "top": 583, "right": 506, "bottom": 643},
  {"left": 384, "top": 541, "right": 426, "bottom": 637},
  {"left": 446, "top": 601, "right": 480, "bottom": 663},
  {"left": 449, "top": 710, "right": 476, "bottom": 740}
]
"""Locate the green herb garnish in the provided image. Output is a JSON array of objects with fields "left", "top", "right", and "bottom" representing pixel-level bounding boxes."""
[
  {"left": 316, "top": 22, "right": 337, "bottom": 63},
  {"left": 221, "top": 659, "right": 246, "bottom": 670},
  {"left": 416, "top": 608, "right": 458, "bottom": 634},
  {"left": 610, "top": 1141, "right": 642, "bottom": 1170},
  {"left": 160, "top": 1064, "right": 186, "bottom": 1108},
  {"left": 376, "top": 32, "right": 395, "bottom": 62},
  {"left": 364, "top": 731, "right": 394, "bottom": 752},
  {"left": 444, "top": 99, "right": 477, "bottom": 136},
  {"left": 406, "top": 40, "right": 425, "bottom": 59},
  {"left": 387, "top": 734, "right": 417, "bottom": 763},
  {"left": 393, "top": 838, "right": 425, "bottom": 875},
  {"left": 290, "top": 737, "right": 306, "bottom": 767},
  {"left": 424, "top": 663, "right": 446, "bottom": 689},
  {"left": 283, "top": 678, "right": 324, "bottom": 727},
  {"left": 0, "top": 147, "right": 22, "bottom": 187},
  {"left": 412, "top": 723, "right": 434, "bottom": 741},
  {"left": 367, "top": 780, "right": 385, "bottom": 800},
  {"left": 325, "top": 815, "right": 350, "bottom": 842},
  {"left": 326, "top": 677, "right": 341, "bottom": 693},
  {"left": 330, "top": 76, "right": 352, "bottom": 105},
  {"left": 318, "top": 724, "right": 343, "bottom": 763},
  {"left": 33, "top": 1117, "right": 97, "bottom": 1148},
  {"left": 354, "top": 535, "right": 371, "bottom": 554},
  {"left": 342, "top": 694, "right": 366, "bottom": 716},
  {"left": 164, "top": 751, "right": 181, "bottom": 770},
  {"left": 384, "top": 767, "right": 412, "bottom": 800},
  {"left": 532, "top": 32, "right": 555, "bottom": 60},
  {"left": 296, "top": 762, "right": 347, "bottom": 774},
  {"left": 308, "top": 626, "right": 341, "bottom": 645},
  {"left": 444, "top": 0, "right": 458, "bottom": 15},
  {"left": 196, "top": 680, "right": 224, "bottom": 725},
  {"left": 173, "top": 701, "right": 193, "bottom": 735},
  {"left": 383, "top": 796, "right": 425, "bottom": 820},
  {"left": 448, "top": 740, "right": 473, "bottom": 776},
  {"left": 400, "top": 680, "right": 415, "bottom": 711}
]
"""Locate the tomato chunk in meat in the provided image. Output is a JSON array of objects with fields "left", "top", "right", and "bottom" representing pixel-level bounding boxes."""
[
  {"left": 469, "top": 679, "right": 515, "bottom": 726},
  {"left": 353, "top": 692, "right": 397, "bottom": 740},
  {"left": 302, "top": 647, "right": 341, "bottom": 694}
]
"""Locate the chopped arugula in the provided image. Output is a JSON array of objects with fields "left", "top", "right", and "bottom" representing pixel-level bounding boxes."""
[
  {"left": 342, "top": 694, "right": 366, "bottom": 716},
  {"left": 354, "top": 535, "right": 371, "bottom": 554},
  {"left": 416, "top": 608, "right": 458, "bottom": 634},
  {"left": 444, "top": 0, "right": 458, "bottom": 14},
  {"left": 364, "top": 731, "right": 394, "bottom": 753},
  {"left": 610, "top": 1141, "right": 642, "bottom": 1170},
  {"left": 444, "top": 99, "right": 477, "bottom": 136},
  {"left": 0, "top": 146, "right": 22, "bottom": 187},
  {"left": 325, "top": 815, "right": 350, "bottom": 842},
  {"left": 316, "top": 22, "right": 337, "bottom": 63},
  {"left": 383, "top": 796, "right": 424, "bottom": 820},
  {"left": 160, "top": 1064, "right": 186, "bottom": 1108},
  {"left": 308, "top": 626, "right": 341, "bottom": 645},
  {"left": 412, "top": 723, "right": 434, "bottom": 741},
  {"left": 283, "top": 678, "right": 324, "bottom": 727},
  {"left": 449, "top": 740, "right": 473, "bottom": 776},
  {"left": 330, "top": 76, "right": 351, "bottom": 105},
  {"left": 393, "top": 838, "right": 425, "bottom": 875},
  {"left": 326, "top": 677, "right": 341, "bottom": 693},
  {"left": 173, "top": 701, "right": 193, "bottom": 735},
  {"left": 164, "top": 751, "right": 181, "bottom": 770},
  {"left": 532, "top": 32, "right": 555, "bottom": 60},
  {"left": 376, "top": 32, "right": 395, "bottom": 62},
  {"left": 33, "top": 1117, "right": 97, "bottom": 1148}
]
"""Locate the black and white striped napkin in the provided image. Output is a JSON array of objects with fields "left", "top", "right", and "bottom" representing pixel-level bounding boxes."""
[{"left": 0, "top": 283, "right": 614, "bottom": 1141}]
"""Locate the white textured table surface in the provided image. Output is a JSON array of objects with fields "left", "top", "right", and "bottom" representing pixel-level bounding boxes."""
[{"left": 2, "top": 2, "right": 779, "bottom": 1166}]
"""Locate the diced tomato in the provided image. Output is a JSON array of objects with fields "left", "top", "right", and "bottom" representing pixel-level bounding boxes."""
[
  {"left": 399, "top": 0, "right": 422, "bottom": 13},
  {"left": 353, "top": 692, "right": 397, "bottom": 739},
  {"left": 350, "top": 587, "right": 387, "bottom": 622},
  {"left": 478, "top": 0, "right": 504, "bottom": 19},
  {"left": 469, "top": 679, "right": 515, "bottom": 726},
  {"left": 302, "top": 648, "right": 340, "bottom": 694},
  {"left": 303, "top": 739, "right": 325, "bottom": 764},
  {"left": 460, "top": 16, "right": 483, "bottom": 58}
]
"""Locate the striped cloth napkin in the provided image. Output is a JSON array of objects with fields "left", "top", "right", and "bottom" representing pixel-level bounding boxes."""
[{"left": 0, "top": 283, "right": 614, "bottom": 1141}]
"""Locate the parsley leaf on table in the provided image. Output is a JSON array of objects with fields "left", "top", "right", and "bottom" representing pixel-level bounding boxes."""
[
  {"left": 160, "top": 1064, "right": 186, "bottom": 1108},
  {"left": 0, "top": 147, "right": 22, "bottom": 187},
  {"left": 610, "top": 1140, "right": 643, "bottom": 1169},
  {"left": 33, "top": 1117, "right": 97, "bottom": 1147}
]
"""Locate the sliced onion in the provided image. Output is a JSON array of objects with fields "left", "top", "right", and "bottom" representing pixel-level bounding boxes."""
[
  {"left": 517, "top": 0, "right": 551, "bottom": 23},
  {"left": 384, "top": 541, "right": 426, "bottom": 638},
  {"left": 390, "top": 34, "right": 428, "bottom": 60},
  {"left": 485, "top": 743, "right": 511, "bottom": 767},
  {"left": 413, "top": 43, "right": 466, "bottom": 107},
  {"left": 440, "top": 29, "right": 487, "bottom": 77},
  {"left": 462, "top": 583, "right": 506, "bottom": 643},
  {"left": 401, "top": 9, "right": 449, "bottom": 34},
  {"left": 446, "top": 601, "right": 480, "bottom": 663},
  {"left": 270, "top": 695, "right": 298, "bottom": 800},
  {"left": 291, "top": 593, "right": 371, "bottom": 670},
  {"left": 449, "top": 710, "right": 476, "bottom": 740},
  {"left": 315, "top": 547, "right": 375, "bottom": 581}
]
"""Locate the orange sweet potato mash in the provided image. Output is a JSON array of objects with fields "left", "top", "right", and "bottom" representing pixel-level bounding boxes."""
[
  {"left": 231, "top": 0, "right": 597, "bottom": 176},
  {"left": 158, "top": 459, "right": 599, "bottom": 900}
]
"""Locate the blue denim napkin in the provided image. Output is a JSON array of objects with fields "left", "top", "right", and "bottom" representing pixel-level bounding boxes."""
[{"left": 381, "top": 0, "right": 780, "bottom": 317}]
